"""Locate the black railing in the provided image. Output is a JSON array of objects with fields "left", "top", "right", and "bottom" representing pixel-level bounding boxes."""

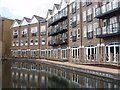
[
  {"left": 96, "top": 22, "right": 120, "bottom": 38},
  {"left": 32, "top": 33, "right": 37, "bottom": 37},
  {"left": 48, "top": 25, "right": 68, "bottom": 36},
  {"left": 95, "top": 2, "right": 120, "bottom": 19},
  {"left": 48, "top": 14, "right": 67, "bottom": 26},
  {"left": 86, "top": 1, "right": 92, "bottom": 6}
]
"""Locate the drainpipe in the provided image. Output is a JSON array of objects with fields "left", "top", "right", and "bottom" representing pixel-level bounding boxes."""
[{"left": 38, "top": 22, "right": 40, "bottom": 59}]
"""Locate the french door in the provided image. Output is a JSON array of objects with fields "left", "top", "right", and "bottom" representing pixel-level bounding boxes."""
[{"left": 105, "top": 45, "right": 120, "bottom": 62}]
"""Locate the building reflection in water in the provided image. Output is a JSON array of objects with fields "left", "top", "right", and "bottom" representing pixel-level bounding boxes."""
[{"left": 2, "top": 60, "right": 120, "bottom": 88}]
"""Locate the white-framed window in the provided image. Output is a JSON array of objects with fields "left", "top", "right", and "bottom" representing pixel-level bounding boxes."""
[
  {"left": 85, "top": 46, "right": 96, "bottom": 60},
  {"left": 16, "top": 40, "right": 19, "bottom": 46},
  {"left": 88, "top": 24, "right": 92, "bottom": 32},
  {"left": 83, "top": 26, "right": 87, "bottom": 37},
  {"left": 83, "top": 11, "right": 86, "bottom": 21},
  {"left": 93, "top": 22, "right": 98, "bottom": 35},
  {"left": 22, "top": 28, "right": 27, "bottom": 37},
  {"left": 35, "top": 39, "right": 38, "bottom": 45},
  {"left": 70, "top": 16, "right": 73, "bottom": 26},
  {"left": 76, "top": 0, "right": 80, "bottom": 9},
  {"left": 82, "top": 0, "right": 86, "bottom": 6},
  {"left": 77, "top": 28, "right": 80, "bottom": 39},
  {"left": 31, "top": 26, "right": 37, "bottom": 33},
  {"left": 87, "top": 8, "right": 92, "bottom": 22},
  {"left": 25, "top": 40, "right": 28, "bottom": 46},
  {"left": 105, "top": 43, "right": 120, "bottom": 62},
  {"left": 93, "top": 5, "right": 98, "bottom": 17},
  {"left": 30, "top": 50, "right": 37, "bottom": 57},
  {"left": 40, "top": 25, "right": 46, "bottom": 35},
  {"left": 30, "top": 39, "right": 33, "bottom": 45},
  {"left": 41, "top": 38, "right": 45, "bottom": 45},
  {"left": 102, "top": 19, "right": 107, "bottom": 34},
  {"left": 47, "top": 50, "right": 52, "bottom": 57},
  {"left": 109, "top": 16, "right": 117, "bottom": 33},
  {"left": 69, "top": 4, "right": 72, "bottom": 13},
  {"left": 70, "top": 30, "right": 72, "bottom": 40},
  {"left": 12, "top": 50, "right": 18, "bottom": 57},
  {"left": 72, "top": 48, "right": 79, "bottom": 58},
  {"left": 54, "top": 49, "right": 58, "bottom": 58},
  {"left": 13, "top": 30, "right": 18, "bottom": 36},
  {"left": 20, "top": 40, "right": 23, "bottom": 46},
  {"left": 12, "top": 41, "right": 15, "bottom": 46},
  {"left": 73, "top": 15, "right": 76, "bottom": 22},
  {"left": 73, "top": 2, "right": 76, "bottom": 8},
  {"left": 77, "top": 14, "right": 80, "bottom": 24},
  {"left": 61, "top": 49, "right": 67, "bottom": 59}
]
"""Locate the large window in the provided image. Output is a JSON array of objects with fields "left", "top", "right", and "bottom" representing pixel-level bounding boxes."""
[
  {"left": 31, "top": 26, "right": 37, "bottom": 37},
  {"left": 93, "top": 22, "right": 98, "bottom": 35},
  {"left": 40, "top": 25, "right": 46, "bottom": 35},
  {"left": 20, "top": 40, "right": 23, "bottom": 46},
  {"left": 85, "top": 46, "right": 96, "bottom": 60},
  {"left": 105, "top": 43, "right": 120, "bottom": 62},
  {"left": 83, "top": 11, "right": 86, "bottom": 22},
  {"left": 87, "top": 8, "right": 92, "bottom": 22},
  {"left": 76, "top": 0, "right": 80, "bottom": 9},
  {"left": 41, "top": 38, "right": 45, "bottom": 45},
  {"left": 35, "top": 39, "right": 38, "bottom": 45},
  {"left": 77, "top": 14, "right": 80, "bottom": 24},
  {"left": 83, "top": 26, "right": 87, "bottom": 37},
  {"left": 93, "top": 5, "right": 98, "bottom": 17},
  {"left": 54, "top": 49, "right": 58, "bottom": 58},
  {"left": 62, "top": 49, "right": 67, "bottom": 59},
  {"left": 72, "top": 48, "right": 79, "bottom": 58},
  {"left": 77, "top": 28, "right": 80, "bottom": 39},
  {"left": 87, "top": 24, "right": 93, "bottom": 39},
  {"left": 30, "top": 39, "right": 33, "bottom": 45},
  {"left": 13, "top": 30, "right": 18, "bottom": 38},
  {"left": 22, "top": 28, "right": 27, "bottom": 37}
]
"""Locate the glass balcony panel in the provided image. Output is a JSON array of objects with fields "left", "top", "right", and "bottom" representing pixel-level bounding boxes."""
[
  {"left": 101, "top": 5, "right": 106, "bottom": 14},
  {"left": 102, "top": 26, "right": 107, "bottom": 34},
  {"left": 112, "top": 1, "right": 118, "bottom": 9},
  {"left": 107, "top": 2, "right": 112, "bottom": 12}
]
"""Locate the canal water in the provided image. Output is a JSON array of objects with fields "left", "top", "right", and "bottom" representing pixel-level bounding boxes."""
[{"left": 1, "top": 60, "right": 120, "bottom": 88}]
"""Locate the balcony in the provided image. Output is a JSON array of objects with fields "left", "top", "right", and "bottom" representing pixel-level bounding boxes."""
[
  {"left": 48, "top": 14, "right": 68, "bottom": 27},
  {"left": 72, "top": 21, "right": 77, "bottom": 28},
  {"left": 72, "top": 36, "right": 77, "bottom": 42},
  {"left": 95, "top": 2, "right": 120, "bottom": 19},
  {"left": 13, "top": 35, "right": 18, "bottom": 38},
  {"left": 72, "top": 7, "right": 76, "bottom": 14},
  {"left": 32, "top": 33, "right": 37, "bottom": 37},
  {"left": 48, "top": 38, "right": 68, "bottom": 46},
  {"left": 96, "top": 22, "right": 120, "bottom": 38},
  {"left": 87, "top": 32, "right": 93, "bottom": 39},
  {"left": 48, "top": 26, "right": 68, "bottom": 36}
]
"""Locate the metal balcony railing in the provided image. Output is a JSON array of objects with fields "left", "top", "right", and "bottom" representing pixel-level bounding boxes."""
[
  {"left": 96, "top": 22, "right": 120, "bottom": 38},
  {"left": 13, "top": 35, "right": 18, "bottom": 38},
  {"left": 95, "top": 1, "right": 120, "bottom": 19}
]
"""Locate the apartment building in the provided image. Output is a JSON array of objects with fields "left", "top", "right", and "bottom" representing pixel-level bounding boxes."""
[
  {"left": 0, "top": 17, "right": 14, "bottom": 59},
  {"left": 11, "top": 0, "right": 120, "bottom": 65},
  {"left": 11, "top": 15, "right": 47, "bottom": 58}
]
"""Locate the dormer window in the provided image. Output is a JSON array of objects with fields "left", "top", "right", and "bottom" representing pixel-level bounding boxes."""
[
  {"left": 31, "top": 26, "right": 37, "bottom": 37},
  {"left": 22, "top": 28, "right": 27, "bottom": 37},
  {"left": 13, "top": 30, "right": 18, "bottom": 38}
]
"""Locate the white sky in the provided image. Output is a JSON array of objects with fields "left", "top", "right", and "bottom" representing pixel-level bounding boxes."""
[{"left": 0, "top": 0, "right": 61, "bottom": 20}]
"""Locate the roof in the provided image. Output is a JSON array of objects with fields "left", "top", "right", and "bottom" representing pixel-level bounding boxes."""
[
  {"left": 23, "top": 17, "right": 31, "bottom": 22},
  {"left": 33, "top": 15, "right": 46, "bottom": 21},
  {"left": 15, "top": 19, "right": 22, "bottom": 24}
]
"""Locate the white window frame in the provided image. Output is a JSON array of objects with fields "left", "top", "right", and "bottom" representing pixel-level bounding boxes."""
[
  {"left": 93, "top": 22, "right": 98, "bottom": 35},
  {"left": 61, "top": 49, "right": 67, "bottom": 59},
  {"left": 83, "top": 11, "right": 86, "bottom": 21},
  {"left": 83, "top": 26, "right": 87, "bottom": 37},
  {"left": 72, "top": 48, "right": 79, "bottom": 59},
  {"left": 30, "top": 39, "right": 34, "bottom": 45},
  {"left": 41, "top": 38, "right": 46, "bottom": 45},
  {"left": 35, "top": 39, "right": 38, "bottom": 45},
  {"left": 77, "top": 28, "right": 80, "bottom": 39}
]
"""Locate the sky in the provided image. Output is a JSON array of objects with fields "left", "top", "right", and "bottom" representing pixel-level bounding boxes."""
[{"left": 0, "top": 0, "right": 61, "bottom": 20}]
